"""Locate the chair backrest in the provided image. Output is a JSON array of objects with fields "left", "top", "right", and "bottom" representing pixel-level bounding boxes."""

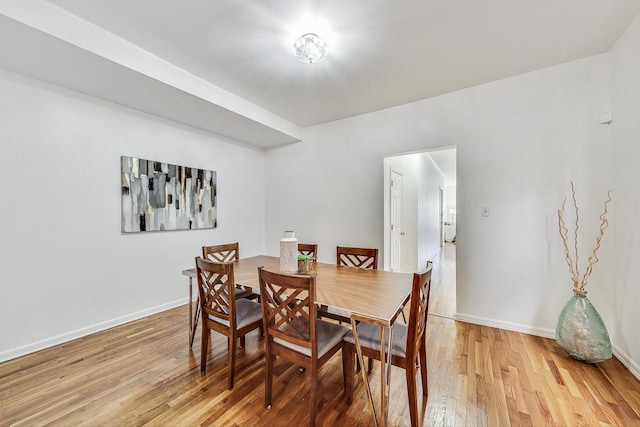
[
  {"left": 336, "top": 246, "right": 378, "bottom": 270},
  {"left": 202, "top": 242, "right": 239, "bottom": 263},
  {"left": 405, "top": 261, "right": 433, "bottom": 358},
  {"left": 195, "top": 257, "right": 236, "bottom": 327},
  {"left": 297, "top": 243, "right": 318, "bottom": 259},
  {"left": 258, "top": 267, "right": 317, "bottom": 357}
]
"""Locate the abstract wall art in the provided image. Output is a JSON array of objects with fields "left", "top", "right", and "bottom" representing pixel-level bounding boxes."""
[{"left": 121, "top": 156, "right": 217, "bottom": 233}]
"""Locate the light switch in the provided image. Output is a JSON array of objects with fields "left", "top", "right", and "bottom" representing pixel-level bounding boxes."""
[{"left": 482, "top": 207, "right": 490, "bottom": 217}]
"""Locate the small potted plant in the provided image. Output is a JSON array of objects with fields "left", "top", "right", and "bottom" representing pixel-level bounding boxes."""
[{"left": 297, "top": 253, "right": 316, "bottom": 274}]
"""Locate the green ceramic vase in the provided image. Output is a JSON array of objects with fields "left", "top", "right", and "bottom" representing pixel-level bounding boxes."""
[{"left": 556, "top": 289, "right": 612, "bottom": 363}]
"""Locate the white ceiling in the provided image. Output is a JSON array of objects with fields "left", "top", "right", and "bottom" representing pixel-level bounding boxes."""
[
  {"left": 2, "top": 1, "right": 640, "bottom": 155},
  {"left": 44, "top": 0, "right": 640, "bottom": 127}
]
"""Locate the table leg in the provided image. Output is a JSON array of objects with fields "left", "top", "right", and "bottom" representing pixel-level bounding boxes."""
[
  {"left": 382, "top": 325, "right": 394, "bottom": 427},
  {"left": 351, "top": 319, "right": 395, "bottom": 427},
  {"left": 188, "top": 277, "right": 200, "bottom": 348},
  {"left": 350, "top": 318, "right": 380, "bottom": 427}
]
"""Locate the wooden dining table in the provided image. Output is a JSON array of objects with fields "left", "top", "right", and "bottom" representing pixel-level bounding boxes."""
[{"left": 182, "top": 255, "right": 413, "bottom": 427}]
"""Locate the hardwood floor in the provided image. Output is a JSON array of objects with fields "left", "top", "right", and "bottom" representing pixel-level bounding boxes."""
[{"left": 2, "top": 244, "right": 639, "bottom": 426}]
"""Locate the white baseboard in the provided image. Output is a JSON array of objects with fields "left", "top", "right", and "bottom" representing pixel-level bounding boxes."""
[
  {"left": 0, "top": 298, "right": 187, "bottom": 364},
  {"left": 5, "top": 302, "right": 639, "bottom": 382},
  {"left": 455, "top": 312, "right": 640, "bottom": 381},
  {"left": 612, "top": 344, "right": 640, "bottom": 380},
  {"left": 454, "top": 312, "right": 556, "bottom": 339}
]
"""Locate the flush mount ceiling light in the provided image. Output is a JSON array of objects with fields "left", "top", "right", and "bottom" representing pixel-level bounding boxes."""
[{"left": 293, "top": 33, "right": 328, "bottom": 64}]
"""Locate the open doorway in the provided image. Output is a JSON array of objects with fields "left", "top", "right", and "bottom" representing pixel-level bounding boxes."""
[
  {"left": 383, "top": 147, "right": 457, "bottom": 313},
  {"left": 383, "top": 147, "right": 456, "bottom": 270}
]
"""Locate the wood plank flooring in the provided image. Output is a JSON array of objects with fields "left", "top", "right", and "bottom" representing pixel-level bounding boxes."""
[{"left": 1, "top": 244, "right": 639, "bottom": 426}]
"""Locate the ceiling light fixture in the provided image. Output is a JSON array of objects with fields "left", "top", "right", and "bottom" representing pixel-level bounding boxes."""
[{"left": 293, "top": 33, "right": 328, "bottom": 64}]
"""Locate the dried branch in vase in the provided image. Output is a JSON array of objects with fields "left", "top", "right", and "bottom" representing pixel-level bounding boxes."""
[{"left": 557, "top": 182, "right": 613, "bottom": 293}]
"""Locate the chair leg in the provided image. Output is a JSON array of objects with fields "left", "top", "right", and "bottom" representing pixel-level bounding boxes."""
[
  {"left": 310, "top": 362, "right": 318, "bottom": 427},
  {"left": 240, "top": 335, "right": 246, "bottom": 349},
  {"left": 228, "top": 332, "right": 236, "bottom": 390},
  {"left": 200, "top": 327, "right": 209, "bottom": 373},
  {"left": 406, "top": 361, "right": 419, "bottom": 427},
  {"left": 265, "top": 349, "right": 274, "bottom": 409},
  {"left": 341, "top": 346, "right": 347, "bottom": 391},
  {"left": 419, "top": 340, "right": 428, "bottom": 396},
  {"left": 344, "top": 343, "right": 355, "bottom": 405}
]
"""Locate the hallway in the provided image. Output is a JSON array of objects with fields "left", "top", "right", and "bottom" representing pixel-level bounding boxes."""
[{"left": 428, "top": 242, "right": 456, "bottom": 319}]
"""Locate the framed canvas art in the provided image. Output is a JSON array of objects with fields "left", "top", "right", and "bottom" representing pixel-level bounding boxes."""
[{"left": 121, "top": 156, "right": 217, "bottom": 232}]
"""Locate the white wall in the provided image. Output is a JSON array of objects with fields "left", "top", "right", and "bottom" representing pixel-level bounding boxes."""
[
  {"left": 454, "top": 55, "right": 613, "bottom": 336},
  {"left": 265, "top": 54, "right": 628, "bottom": 368},
  {"left": 417, "top": 153, "right": 445, "bottom": 266},
  {"left": 264, "top": 120, "right": 388, "bottom": 262},
  {"left": 609, "top": 13, "right": 640, "bottom": 376},
  {"left": 444, "top": 184, "right": 457, "bottom": 223},
  {"left": 0, "top": 69, "right": 266, "bottom": 362}
]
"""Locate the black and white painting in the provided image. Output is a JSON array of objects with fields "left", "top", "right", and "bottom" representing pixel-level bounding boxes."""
[{"left": 121, "top": 156, "right": 217, "bottom": 232}]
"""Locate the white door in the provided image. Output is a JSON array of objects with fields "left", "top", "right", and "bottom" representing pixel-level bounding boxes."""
[{"left": 390, "top": 169, "right": 403, "bottom": 272}]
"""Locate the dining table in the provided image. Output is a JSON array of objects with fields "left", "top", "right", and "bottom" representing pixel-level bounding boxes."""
[{"left": 182, "top": 255, "right": 413, "bottom": 427}]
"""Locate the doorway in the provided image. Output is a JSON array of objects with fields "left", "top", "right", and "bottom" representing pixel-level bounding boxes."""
[{"left": 383, "top": 148, "right": 456, "bottom": 273}]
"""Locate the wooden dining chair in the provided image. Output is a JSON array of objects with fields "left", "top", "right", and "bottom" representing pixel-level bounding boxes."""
[
  {"left": 343, "top": 262, "right": 433, "bottom": 427},
  {"left": 202, "top": 242, "right": 238, "bottom": 262},
  {"left": 258, "top": 267, "right": 351, "bottom": 427},
  {"left": 337, "top": 245, "right": 408, "bottom": 325},
  {"left": 202, "top": 242, "right": 258, "bottom": 301},
  {"left": 195, "top": 257, "right": 263, "bottom": 390},
  {"left": 187, "top": 243, "right": 259, "bottom": 348},
  {"left": 298, "top": 243, "right": 318, "bottom": 259},
  {"left": 324, "top": 246, "right": 384, "bottom": 322},
  {"left": 336, "top": 246, "right": 378, "bottom": 269},
  {"left": 335, "top": 246, "right": 387, "bottom": 371}
]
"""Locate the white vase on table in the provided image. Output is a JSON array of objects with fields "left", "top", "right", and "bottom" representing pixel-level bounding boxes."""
[{"left": 279, "top": 231, "right": 298, "bottom": 273}]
